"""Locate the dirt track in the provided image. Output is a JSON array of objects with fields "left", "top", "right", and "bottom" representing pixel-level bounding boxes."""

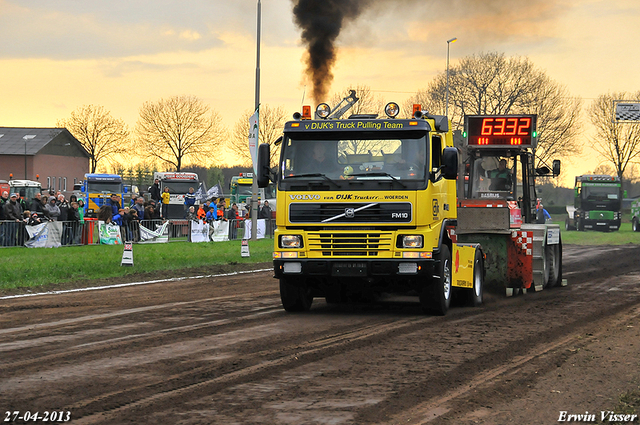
[{"left": 1, "top": 244, "right": 640, "bottom": 424}]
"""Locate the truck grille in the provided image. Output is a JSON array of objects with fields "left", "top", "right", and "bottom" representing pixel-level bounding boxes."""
[
  {"left": 289, "top": 202, "right": 412, "bottom": 224},
  {"left": 307, "top": 232, "right": 393, "bottom": 257}
]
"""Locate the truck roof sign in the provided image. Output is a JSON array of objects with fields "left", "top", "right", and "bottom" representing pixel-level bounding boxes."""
[
  {"left": 284, "top": 119, "right": 430, "bottom": 132},
  {"left": 84, "top": 174, "right": 122, "bottom": 182},
  {"left": 156, "top": 172, "right": 198, "bottom": 180}
]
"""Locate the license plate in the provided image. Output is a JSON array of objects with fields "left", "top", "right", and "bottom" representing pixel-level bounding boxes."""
[{"left": 332, "top": 262, "right": 367, "bottom": 277}]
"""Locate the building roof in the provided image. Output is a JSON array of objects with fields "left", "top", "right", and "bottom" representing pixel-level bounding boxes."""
[{"left": 0, "top": 127, "right": 89, "bottom": 157}]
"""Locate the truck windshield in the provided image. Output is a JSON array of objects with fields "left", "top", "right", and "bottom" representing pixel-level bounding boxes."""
[
  {"left": 469, "top": 156, "right": 517, "bottom": 200},
  {"left": 161, "top": 181, "right": 197, "bottom": 194},
  {"left": 233, "top": 183, "right": 253, "bottom": 197},
  {"left": 280, "top": 134, "right": 428, "bottom": 190},
  {"left": 87, "top": 182, "right": 122, "bottom": 194},
  {"left": 582, "top": 184, "right": 620, "bottom": 201}
]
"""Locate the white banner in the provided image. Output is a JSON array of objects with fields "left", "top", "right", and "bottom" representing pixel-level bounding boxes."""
[
  {"left": 249, "top": 108, "right": 259, "bottom": 174},
  {"left": 139, "top": 222, "right": 169, "bottom": 244},
  {"left": 25, "top": 221, "right": 63, "bottom": 248},
  {"left": 210, "top": 220, "right": 230, "bottom": 242},
  {"left": 190, "top": 220, "right": 210, "bottom": 243},
  {"left": 243, "top": 218, "right": 265, "bottom": 240}
]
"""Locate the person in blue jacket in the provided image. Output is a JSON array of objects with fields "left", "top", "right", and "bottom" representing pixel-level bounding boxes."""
[
  {"left": 536, "top": 202, "right": 551, "bottom": 224},
  {"left": 107, "top": 194, "right": 121, "bottom": 217},
  {"left": 184, "top": 187, "right": 196, "bottom": 218}
]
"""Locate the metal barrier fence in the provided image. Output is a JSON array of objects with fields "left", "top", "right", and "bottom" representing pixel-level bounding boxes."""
[{"left": 0, "top": 218, "right": 276, "bottom": 248}]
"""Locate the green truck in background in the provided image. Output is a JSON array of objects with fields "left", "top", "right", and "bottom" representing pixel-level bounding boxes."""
[
  {"left": 565, "top": 175, "right": 623, "bottom": 232},
  {"left": 630, "top": 198, "right": 640, "bottom": 232}
]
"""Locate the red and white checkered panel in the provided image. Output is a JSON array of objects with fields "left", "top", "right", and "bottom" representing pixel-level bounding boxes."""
[{"left": 511, "top": 231, "right": 532, "bottom": 256}]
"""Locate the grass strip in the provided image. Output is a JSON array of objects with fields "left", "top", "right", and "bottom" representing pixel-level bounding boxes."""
[
  {"left": 2, "top": 220, "right": 639, "bottom": 290},
  {"left": 0, "top": 239, "right": 273, "bottom": 290}
]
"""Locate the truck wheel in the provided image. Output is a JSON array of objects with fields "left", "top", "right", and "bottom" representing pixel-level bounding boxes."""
[
  {"left": 545, "top": 243, "right": 561, "bottom": 288},
  {"left": 420, "top": 245, "right": 452, "bottom": 315},
  {"left": 577, "top": 219, "right": 584, "bottom": 231},
  {"left": 466, "top": 249, "right": 484, "bottom": 307},
  {"left": 633, "top": 218, "right": 640, "bottom": 232},
  {"left": 565, "top": 217, "right": 574, "bottom": 231},
  {"left": 279, "top": 278, "right": 313, "bottom": 312}
]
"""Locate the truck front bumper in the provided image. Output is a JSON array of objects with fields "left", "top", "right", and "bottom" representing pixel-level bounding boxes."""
[
  {"left": 583, "top": 219, "right": 620, "bottom": 231},
  {"left": 274, "top": 258, "right": 437, "bottom": 279}
]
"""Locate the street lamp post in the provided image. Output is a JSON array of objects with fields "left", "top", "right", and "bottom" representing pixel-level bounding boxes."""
[
  {"left": 446, "top": 37, "right": 457, "bottom": 118},
  {"left": 251, "top": 0, "right": 262, "bottom": 241},
  {"left": 23, "top": 135, "right": 36, "bottom": 180}
]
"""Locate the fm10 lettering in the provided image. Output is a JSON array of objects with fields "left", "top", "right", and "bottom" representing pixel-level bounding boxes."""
[{"left": 480, "top": 117, "right": 531, "bottom": 136}]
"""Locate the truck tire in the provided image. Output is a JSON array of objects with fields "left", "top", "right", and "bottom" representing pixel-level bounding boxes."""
[
  {"left": 577, "top": 218, "right": 584, "bottom": 231},
  {"left": 633, "top": 217, "right": 640, "bottom": 232},
  {"left": 466, "top": 249, "right": 484, "bottom": 307},
  {"left": 280, "top": 278, "right": 313, "bottom": 312},
  {"left": 565, "top": 217, "right": 575, "bottom": 231},
  {"left": 544, "top": 242, "right": 560, "bottom": 288},
  {"left": 420, "top": 245, "right": 452, "bottom": 315}
]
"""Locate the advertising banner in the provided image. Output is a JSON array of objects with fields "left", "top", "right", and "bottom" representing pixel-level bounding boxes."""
[
  {"left": 249, "top": 108, "right": 259, "bottom": 174},
  {"left": 210, "top": 220, "right": 229, "bottom": 242},
  {"left": 243, "top": 218, "right": 266, "bottom": 240},
  {"left": 99, "top": 221, "right": 123, "bottom": 245},
  {"left": 139, "top": 221, "right": 170, "bottom": 244},
  {"left": 25, "top": 221, "right": 63, "bottom": 248},
  {"left": 190, "top": 220, "right": 210, "bottom": 243}
]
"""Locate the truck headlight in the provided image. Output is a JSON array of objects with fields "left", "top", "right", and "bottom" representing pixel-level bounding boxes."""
[
  {"left": 280, "top": 235, "right": 302, "bottom": 248},
  {"left": 402, "top": 235, "right": 423, "bottom": 248}
]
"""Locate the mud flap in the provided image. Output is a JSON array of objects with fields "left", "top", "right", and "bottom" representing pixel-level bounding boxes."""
[
  {"left": 507, "top": 230, "right": 533, "bottom": 289},
  {"left": 451, "top": 244, "right": 478, "bottom": 289}
]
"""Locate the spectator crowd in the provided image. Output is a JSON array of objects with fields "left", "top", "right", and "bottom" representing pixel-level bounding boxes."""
[{"left": 1, "top": 185, "right": 275, "bottom": 247}]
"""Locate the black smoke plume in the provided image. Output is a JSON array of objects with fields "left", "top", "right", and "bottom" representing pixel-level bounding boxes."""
[{"left": 292, "top": 0, "right": 370, "bottom": 104}]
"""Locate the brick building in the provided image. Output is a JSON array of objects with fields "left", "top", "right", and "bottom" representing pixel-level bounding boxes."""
[{"left": 0, "top": 127, "right": 90, "bottom": 194}]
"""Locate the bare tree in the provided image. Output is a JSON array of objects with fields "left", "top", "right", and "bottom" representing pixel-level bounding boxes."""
[
  {"left": 136, "top": 95, "right": 225, "bottom": 171},
  {"left": 227, "top": 105, "right": 288, "bottom": 168},
  {"left": 406, "top": 52, "right": 583, "bottom": 164},
  {"left": 590, "top": 91, "right": 640, "bottom": 180},
  {"left": 592, "top": 163, "right": 617, "bottom": 176},
  {"left": 57, "top": 105, "right": 129, "bottom": 173},
  {"left": 525, "top": 75, "right": 583, "bottom": 164}
]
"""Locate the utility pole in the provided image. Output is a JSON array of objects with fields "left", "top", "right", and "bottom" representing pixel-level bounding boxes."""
[
  {"left": 251, "top": 0, "right": 261, "bottom": 241},
  {"left": 446, "top": 37, "right": 457, "bottom": 118}
]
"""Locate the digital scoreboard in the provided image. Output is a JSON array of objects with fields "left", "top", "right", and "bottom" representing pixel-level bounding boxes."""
[{"left": 465, "top": 115, "right": 537, "bottom": 148}]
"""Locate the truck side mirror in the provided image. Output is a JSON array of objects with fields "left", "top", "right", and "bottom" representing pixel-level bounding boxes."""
[
  {"left": 552, "top": 159, "right": 561, "bottom": 177},
  {"left": 442, "top": 147, "right": 458, "bottom": 180},
  {"left": 257, "top": 143, "right": 271, "bottom": 188}
]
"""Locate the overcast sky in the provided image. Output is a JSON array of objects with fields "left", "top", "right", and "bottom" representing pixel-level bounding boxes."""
[{"left": 1, "top": 0, "right": 638, "bottom": 181}]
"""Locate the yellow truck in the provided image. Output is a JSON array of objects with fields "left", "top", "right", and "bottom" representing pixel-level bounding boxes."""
[{"left": 256, "top": 102, "right": 483, "bottom": 315}]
